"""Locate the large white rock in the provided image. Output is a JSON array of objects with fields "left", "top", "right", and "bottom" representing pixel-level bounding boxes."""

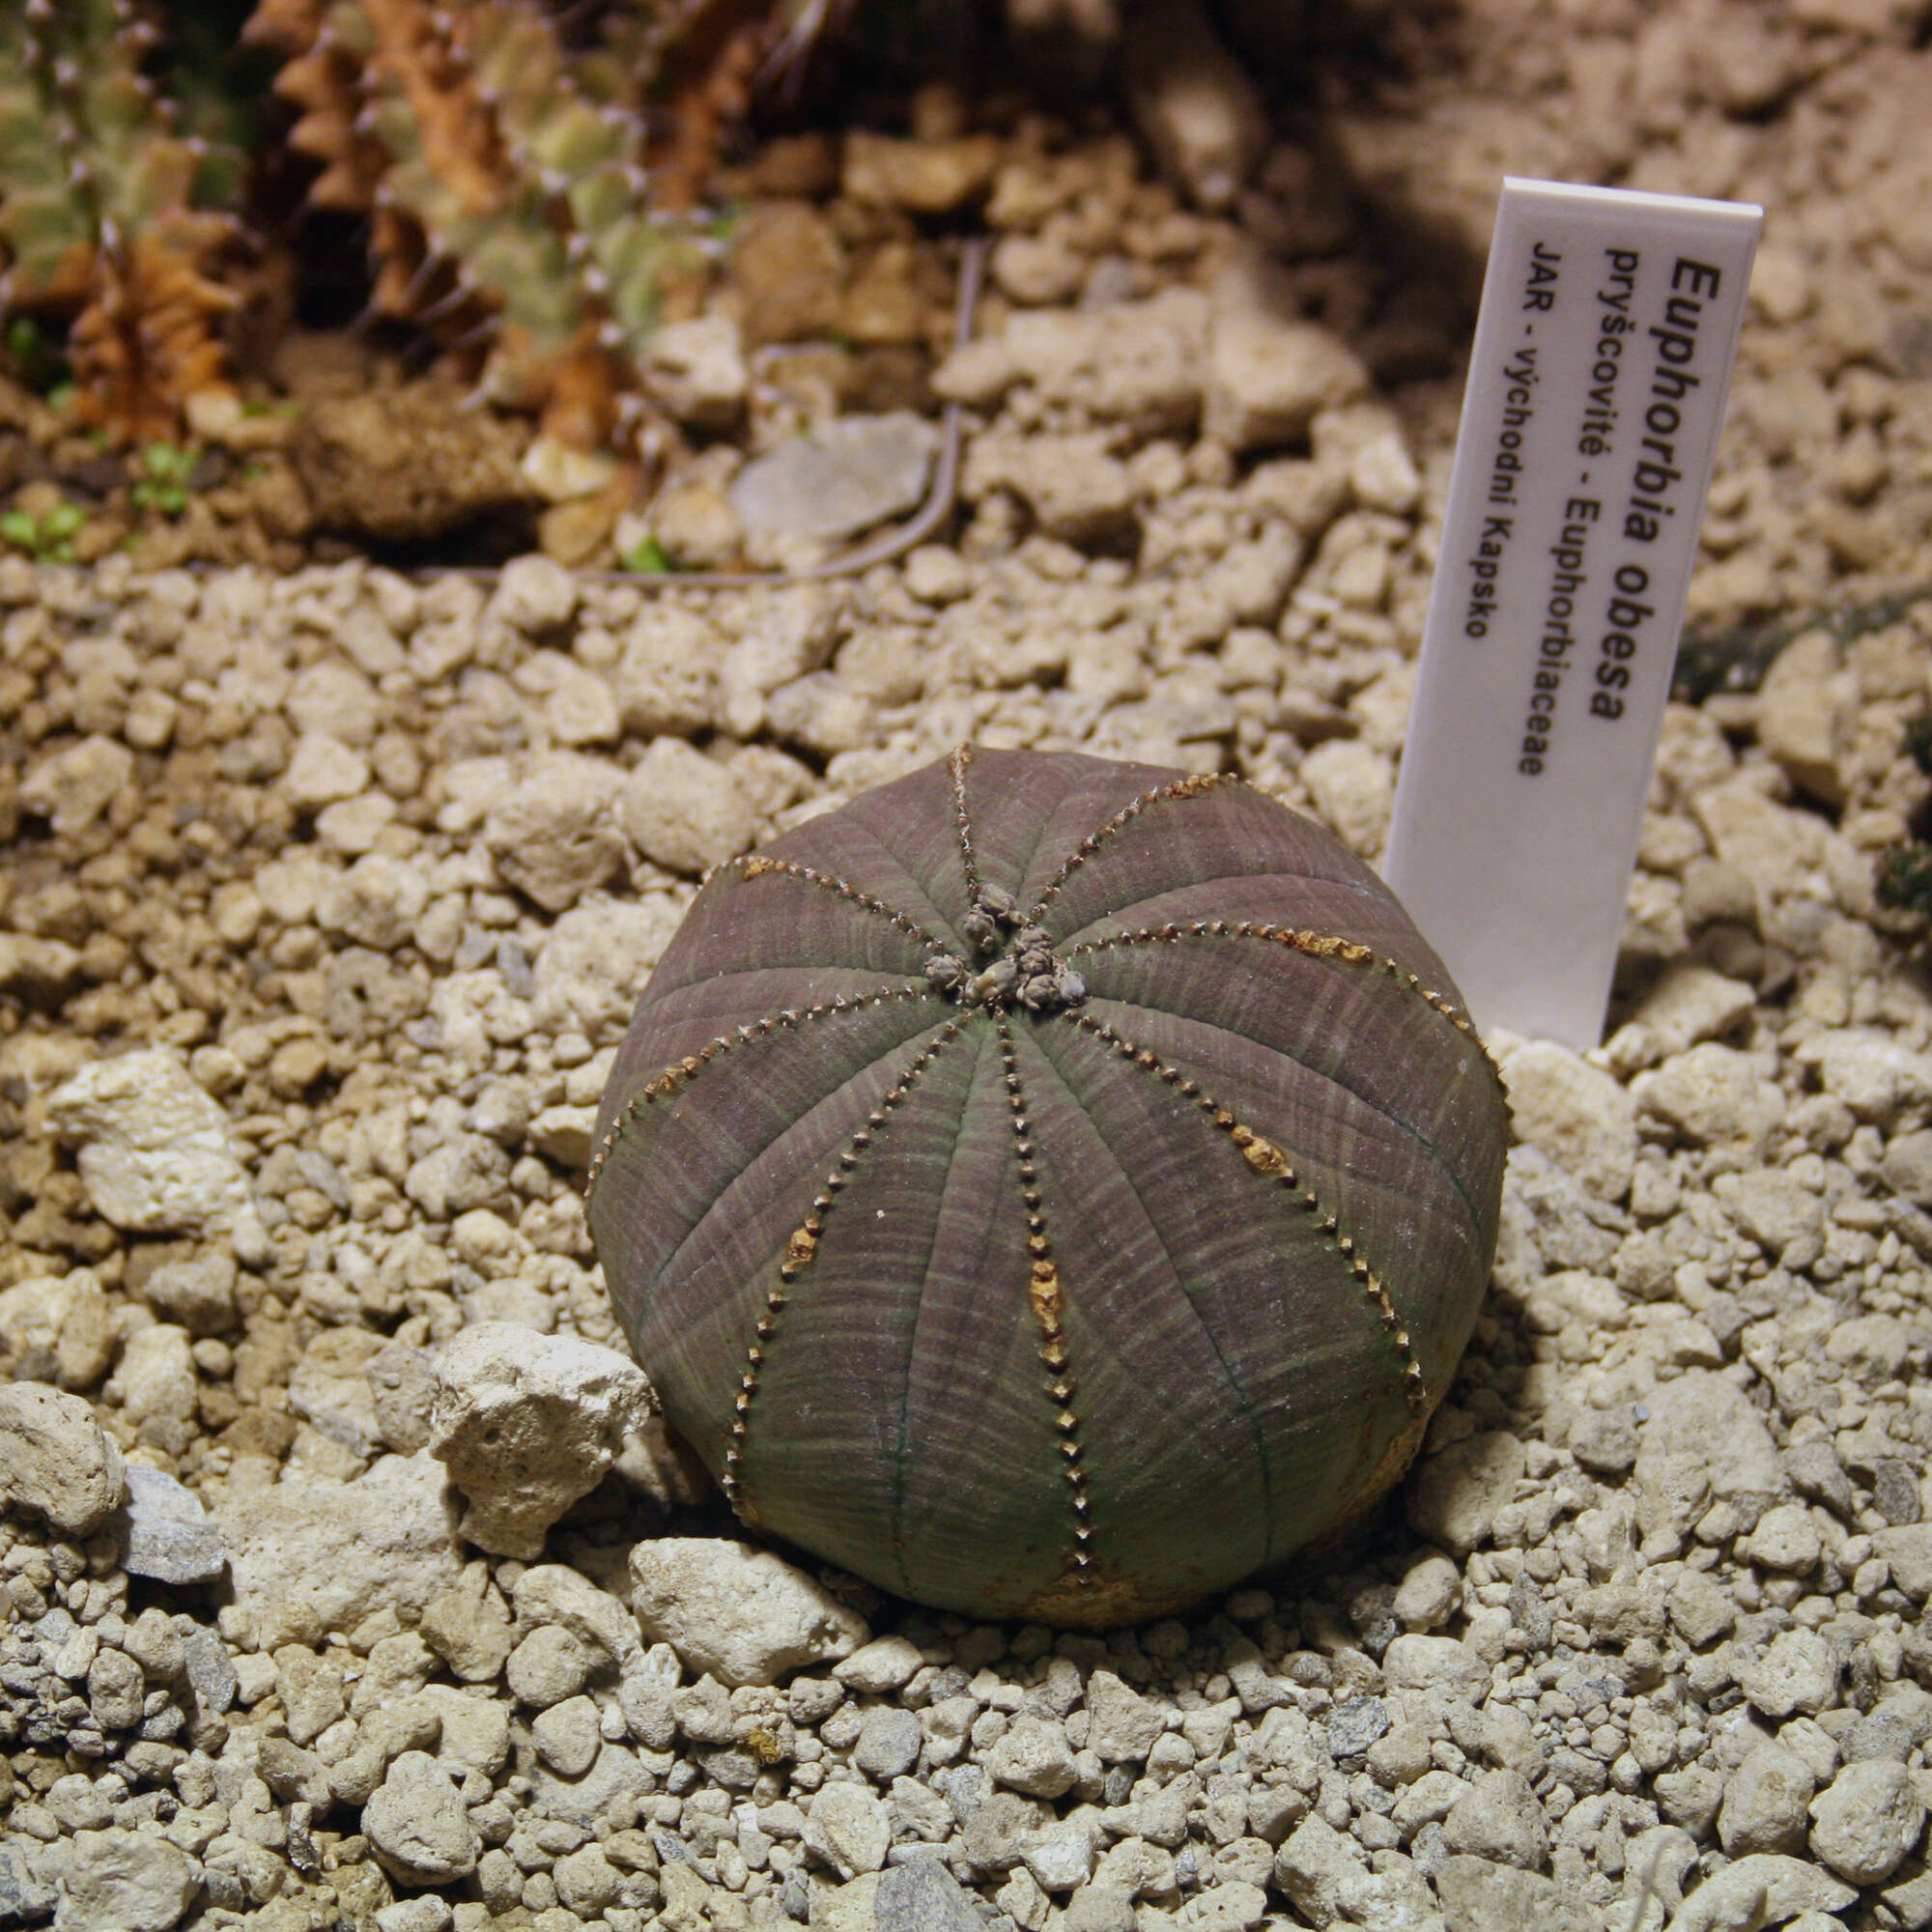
[
  {"left": 37, "top": 1828, "right": 197, "bottom": 1932},
  {"left": 532, "top": 898, "right": 684, "bottom": 1037},
  {"left": 629, "top": 1537, "right": 869, "bottom": 1687},
  {"left": 616, "top": 739, "right": 759, "bottom": 878},
  {"left": 0, "top": 1270, "right": 115, "bottom": 1390},
  {"left": 1632, "top": 1370, "right": 1783, "bottom": 1558},
  {"left": 1793, "top": 1028, "right": 1932, "bottom": 1128},
  {"left": 481, "top": 753, "right": 625, "bottom": 913},
  {"left": 1808, "top": 1758, "right": 1926, "bottom": 1886},
  {"left": 20, "top": 735, "right": 134, "bottom": 836},
  {"left": 429, "top": 1323, "right": 657, "bottom": 1560},
  {"left": 1663, "top": 1852, "right": 1853, "bottom": 1931},
  {"left": 1203, "top": 303, "right": 1369, "bottom": 454},
  {"left": 46, "top": 1050, "right": 258, "bottom": 1240},
  {"left": 215, "top": 1452, "right": 465, "bottom": 1649},
  {"left": 363, "top": 1750, "right": 482, "bottom": 1885},
  {"left": 804, "top": 1781, "right": 893, "bottom": 1880},
  {"left": 1495, "top": 1037, "right": 1638, "bottom": 1203},
  {"left": 0, "top": 1381, "right": 125, "bottom": 1535},
  {"left": 1630, "top": 1042, "right": 1785, "bottom": 1156}
]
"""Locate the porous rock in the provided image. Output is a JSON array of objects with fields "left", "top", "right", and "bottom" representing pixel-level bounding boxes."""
[
  {"left": 1808, "top": 1758, "right": 1926, "bottom": 1886},
  {"left": 480, "top": 752, "right": 625, "bottom": 913},
  {"left": 215, "top": 1451, "right": 465, "bottom": 1649},
  {"left": 36, "top": 1828, "right": 198, "bottom": 1932},
  {"left": 1406, "top": 1432, "right": 1525, "bottom": 1555},
  {"left": 363, "top": 1749, "right": 482, "bottom": 1885},
  {"left": 531, "top": 897, "right": 684, "bottom": 1037},
  {"left": 1664, "top": 1854, "right": 1854, "bottom": 1931},
  {"left": 1495, "top": 1038, "right": 1639, "bottom": 1202},
  {"left": 19, "top": 734, "right": 134, "bottom": 836},
  {"left": 428, "top": 1321, "right": 658, "bottom": 1560},
  {"left": 1433, "top": 1856, "right": 1601, "bottom": 1932},
  {"left": 1441, "top": 1770, "right": 1548, "bottom": 1871},
  {"left": 1736, "top": 1629, "right": 1840, "bottom": 1721},
  {"left": 1203, "top": 308, "right": 1369, "bottom": 454},
  {"left": 986, "top": 1716, "right": 1079, "bottom": 1799},
  {"left": 1717, "top": 1740, "right": 1815, "bottom": 1857},
  {"left": 0, "top": 1269, "right": 115, "bottom": 1390},
  {"left": 628, "top": 1537, "right": 869, "bottom": 1687},
  {"left": 46, "top": 1049, "right": 257, "bottom": 1239},
  {"left": 805, "top": 1780, "right": 894, "bottom": 1878},
  {"left": 1631, "top": 1370, "right": 1783, "bottom": 1555},
  {"left": 0, "top": 1380, "right": 126, "bottom": 1535},
  {"left": 616, "top": 739, "right": 760, "bottom": 877}
]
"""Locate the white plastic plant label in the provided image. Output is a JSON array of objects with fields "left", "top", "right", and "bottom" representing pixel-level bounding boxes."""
[{"left": 1384, "top": 178, "right": 1761, "bottom": 1050}]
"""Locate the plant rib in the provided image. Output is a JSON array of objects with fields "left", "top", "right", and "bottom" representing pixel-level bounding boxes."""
[
  {"left": 721, "top": 1014, "right": 967, "bottom": 1524},
  {"left": 1025, "top": 771, "right": 1244, "bottom": 926},
  {"left": 1065, "top": 1009, "right": 1431, "bottom": 1411},
  {"left": 994, "top": 1014, "right": 1099, "bottom": 1596},
  {"left": 582, "top": 981, "right": 937, "bottom": 1199}
]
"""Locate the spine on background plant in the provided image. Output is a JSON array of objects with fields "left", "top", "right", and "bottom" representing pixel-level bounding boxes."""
[
  {"left": 248, "top": 0, "right": 836, "bottom": 449},
  {"left": 0, "top": 0, "right": 242, "bottom": 442}
]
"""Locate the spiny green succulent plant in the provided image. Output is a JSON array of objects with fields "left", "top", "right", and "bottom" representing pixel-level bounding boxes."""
[
  {"left": 588, "top": 748, "right": 1510, "bottom": 1626},
  {"left": 0, "top": 0, "right": 242, "bottom": 440},
  {"left": 254, "top": 0, "right": 842, "bottom": 442}
]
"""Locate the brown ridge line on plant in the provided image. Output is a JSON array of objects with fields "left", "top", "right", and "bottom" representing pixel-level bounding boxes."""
[
  {"left": 993, "top": 1013, "right": 1100, "bottom": 1598},
  {"left": 1023, "top": 772, "right": 1244, "bottom": 926},
  {"left": 1067, "top": 919, "right": 1504, "bottom": 1087},
  {"left": 1065, "top": 1008, "right": 1430, "bottom": 1410},
  {"left": 724, "top": 852, "right": 945, "bottom": 952},
  {"left": 719, "top": 1014, "right": 966, "bottom": 1531},
  {"left": 582, "top": 981, "right": 936, "bottom": 1202}
]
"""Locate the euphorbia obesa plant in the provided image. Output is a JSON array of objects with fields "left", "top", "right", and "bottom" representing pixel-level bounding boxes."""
[{"left": 589, "top": 747, "right": 1509, "bottom": 1625}]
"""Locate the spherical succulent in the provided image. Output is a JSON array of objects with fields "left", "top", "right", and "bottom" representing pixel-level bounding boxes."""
[{"left": 588, "top": 747, "right": 1509, "bottom": 1626}]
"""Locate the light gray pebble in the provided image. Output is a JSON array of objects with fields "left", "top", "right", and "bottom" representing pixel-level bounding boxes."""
[
  {"left": 806, "top": 1781, "right": 893, "bottom": 1879},
  {"left": 1439, "top": 1769, "right": 1548, "bottom": 1872},
  {"left": 117, "top": 1464, "right": 228, "bottom": 1586},
  {"left": 835, "top": 1636, "right": 925, "bottom": 1696},
  {"left": 1718, "top": 1739, "right": 1815, "bottom": 1857},
  {"left": 374, "top": 1896, "right": 453, "bottom": 1932},
  {"left": 855, "top": 1706, "right": 924, "bottom": 1781},
  {"left": 506, "top": 1626, "right": 592, "bottom": 1708},
  {"left": 985, "top": 1715, "right": 1079, "bottom": 1799},
  {"left": 1021, "top": 1817, "right": 1097, "bottom": 1891},
  {"left": 532, "top": 1693, "right": 604, "bottom": 1776}
]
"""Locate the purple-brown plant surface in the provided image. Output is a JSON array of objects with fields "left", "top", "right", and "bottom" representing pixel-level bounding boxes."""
[{"left": 588, "top": 747, "right": 1509, "bottom": 1625}]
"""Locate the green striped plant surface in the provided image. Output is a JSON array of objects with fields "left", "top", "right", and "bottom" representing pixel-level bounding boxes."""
[{"left": 589, "top": 747, "right": 1509, "bottom": 1625}]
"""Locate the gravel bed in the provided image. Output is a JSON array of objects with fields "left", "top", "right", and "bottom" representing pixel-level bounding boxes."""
[{"left": 9, "top": 5, "right": 1932, "bottom": 1931}]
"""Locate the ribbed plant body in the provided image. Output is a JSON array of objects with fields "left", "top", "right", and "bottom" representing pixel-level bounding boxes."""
[
  {"left": 0, "top": 0, "right": 241, "bottom": 440},
  {"left": 589, "top": 747, "right": 1509, "bottom": 1626}
]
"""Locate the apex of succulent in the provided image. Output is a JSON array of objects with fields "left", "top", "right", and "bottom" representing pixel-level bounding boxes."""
[{"left": 589, "top": 747, "right": 1511, "bottom": 1626}]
